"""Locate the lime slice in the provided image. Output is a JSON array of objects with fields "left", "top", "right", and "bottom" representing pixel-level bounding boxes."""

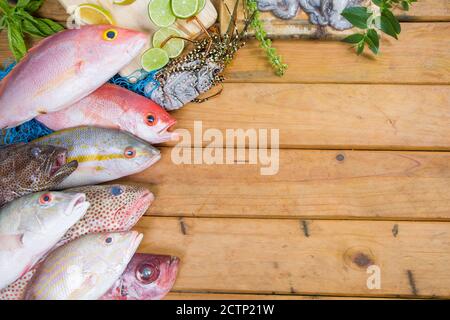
[
  {"left": 196, "top": 0, "right": 206, "bottom": 14},
  {"left": 113, "top": 0, "right": 136, "bottom": 5},
  {"left": 141, "top": 48, "right": 170, "bottom": 72},
  {"left": 153, "top": 27, "right": 185, "bottom": 58},
  {"left": 149, "top": 0, "right": 176, "bottom": 27},
  {"left": 171, "top": 0, "right": 199, "bottom": 19},
  {"left": 75, "top": 4, "right": 115, "bottom": 25}
]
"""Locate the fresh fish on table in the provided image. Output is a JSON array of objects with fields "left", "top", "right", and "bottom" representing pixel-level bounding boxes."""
[
  {"left": 0, "top": 25, "right": 148, "bottom": 129},
  {"left": 37, "top": 83, "right": 178, "bottom": 144},
  {"left": 0, "top": 143, "right": 78, "bottom": 207},
  {"left": 0, "top": 184, "right": 154, "bottom": 300},
  {"left": 25, "top": 232, "right": 143, "bottom": 300},
  {"left": 33, "top": 127, "right": 161, "bottom": 189},
  {"left": 101, "top": 253, "right": 179, "bottom": 300},
  {"left": 0, "top": 192, "right": 89, "bottom": 290}
]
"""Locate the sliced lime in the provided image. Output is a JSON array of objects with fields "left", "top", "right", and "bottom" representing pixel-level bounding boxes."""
[
  {"left": 153, "top": 27, "right": 185, "bottom": 58},
  {"left": 141, "top": 48, "right": 170, "bottom": 72},
  {"left": 171, "top": 0, "right": 198, "bottom": 19},
  {"left": 113, "top": 0, "right": 136, "bottom": 5},
  {"left": 149, "top": 0, "right": 176, "bottom": 27},
  {"left": 196, "top": 0, "right": 206, "bottom": 14}
]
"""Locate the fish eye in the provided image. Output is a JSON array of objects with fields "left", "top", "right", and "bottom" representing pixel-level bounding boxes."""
[
  {"left": 39, "top": 193, "right": 53, "bottom": 205},
  {"left": 105, "top": 236, "right": 113, "bottom": 245},
  {"left": 136, "top": 263, "right": 159, "bottom": 284},
  {"left": 103, "top": 29, "right": 118, "bottom": 41},
  {"left": 31, "top": 147, "right": 41, "bottom": 158},
  {"left": 146, "top": 113, "right": 157, "bottom": 126},
  {"left": 124, "top": 147, "right": 136, "bottom": 159},
  {"left": 111, "top": 186, "right": 124, "bottom": 197}
]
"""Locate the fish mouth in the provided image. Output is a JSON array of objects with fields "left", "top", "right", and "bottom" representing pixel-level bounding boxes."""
[
  {"left": 50, "top": 151, "right": 78, "bottom": 177},
  {"left": 157, "top": 121, "right": 179, "bottom": 142},
  {"left": 126, "top": 232, "right": 144, "bottom": 261},
  {"left": 67, "top": 193, "right": 90, "bottom": 217},
  {"left": 124, "top": 190, "right": 154, "bottom": 230}
]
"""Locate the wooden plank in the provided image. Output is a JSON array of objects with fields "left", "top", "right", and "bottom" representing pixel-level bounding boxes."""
[
  {"left": 220, "top": 0, "right": 450, "bottom": 39},
  {"left": 165, "top": 292, "right": 375, "bottom": 300},
  {"left": 136, "top": 217, "right": 450, "bottom": 298},
  {"left": 121, "top": 149, "right": 450, "bottom": 220},
  {"left": 224, "top": 23, "right": 450, "bottom": 84},
  {"left": 161, "top": 83, "right": 450, "bottom": 150}
]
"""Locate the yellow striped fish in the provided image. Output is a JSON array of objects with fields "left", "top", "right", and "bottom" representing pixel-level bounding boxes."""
[
  {"left": 33, "top": 127, "right": 161, "bottom": 189},
  {"left": 25, "top": 232, "right": 143, "bottom": 300}
]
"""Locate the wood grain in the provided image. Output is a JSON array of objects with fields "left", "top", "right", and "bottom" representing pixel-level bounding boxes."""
[
  {"left": 160, "top": 83, "right": 450, "bottom": 150},
  {"left": 220, "top": 0, "right": 450, "bottom": 38},
  {"left": 136, "top": 217, "right": 450, "bottom": 298},
  {"left": 224, "top": 23, "right": 450, "bottom": 84},
  {"left": 120, "top": 148, "right": 450, "bottom": 220},
  {"left": 165, "top": 292, "right": 376, "bottom": 300}
]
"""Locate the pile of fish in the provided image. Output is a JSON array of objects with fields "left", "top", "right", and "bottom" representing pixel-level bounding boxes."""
[{"left": 0, "top": 25, "right": 180, "bottom": 300}]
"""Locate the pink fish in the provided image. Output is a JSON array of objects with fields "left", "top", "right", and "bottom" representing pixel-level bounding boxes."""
[
  {"left": 37, "top": 84, "right": 178, "bottom": 144},
  {"left": 101, "top": 254, "right": 179, "bottom": 300},
  {"left": 0, "top": 185, "right": 154, "bottom": 300},
  {"left": 0, "top": 25, "right": 147, "bottom": 129}
]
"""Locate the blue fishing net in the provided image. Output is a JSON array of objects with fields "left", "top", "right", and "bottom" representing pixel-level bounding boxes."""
[{"left": 0, "top": 62, "right": 160, "bottom": 146}]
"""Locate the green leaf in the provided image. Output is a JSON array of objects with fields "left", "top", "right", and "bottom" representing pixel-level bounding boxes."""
[
  {"left": 401, "top": 1, "right": 410, "bottom": 11},
  {"left": 365, "top": 29, "right": 380, "bottom": 54},
  {"left": 0, "top": 0, "right": 12, "bottom": 15},
  {"left": 372, "top": 0, "right": 383, "bottom": 7},
  {"left": 343, "top": 33, "right": 365, "bottom": 44},
  {"left": 6, "top": 18, "right": 27, "bottom": 61},
  {"left": 341, "top": 6, "right": 371, "bottom": 29},
  {"left": 16, "top": 0, "right": 32, "bottom": 8},
  {"left": 379, "top": 15, "right": 398, "bottom": 39},
  {"left": 26, "top": 0, "right": 44, "bottom": 13},
  {"left": 356, "top": 42, "right": 365, "bottom": 55},
  {"left": 381, "top": 9, "right": 401, "bottom": 34}
]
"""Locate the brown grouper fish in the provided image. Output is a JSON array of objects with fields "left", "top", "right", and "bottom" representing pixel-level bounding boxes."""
[
  {"left": 101, "top": 253, "right": 179, "bottom": 300},
  {"left": 0, "top": 184, "right": 154, "bottom": 300},
  {"left": 0, "top": 25, "right": 147, "bottom": 129},
  {"left": 0, "top": 143, "right": 77, "bottom": 207}
]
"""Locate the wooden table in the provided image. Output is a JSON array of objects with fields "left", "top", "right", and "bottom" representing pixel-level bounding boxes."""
[{"left": 1, "top": 1, "right": 450, "bottom": 299}]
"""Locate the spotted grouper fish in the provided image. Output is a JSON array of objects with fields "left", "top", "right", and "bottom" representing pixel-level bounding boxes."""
[
  {"left": 0, "top": 25, "right": 148, "bottom": 129},
  {"left": 33, "top": 127, "right": 161, "bottom": 189},
  {"left": 37, "top": 83, "right": 178, "bottom": 144},
  {"left": 0, "top": 192, "right": 89, "bottom": 290},
  {"left": 25, "top": 232, "right": 143, "bottom": 300},
  {"left": 0, "top": 143, "right": 78, "bottom": 207},
  {"left": 101, "top": 254, "right": 179, "bottom": 300},
  {"left": 0, "top": 184, "right": 153, "bottom": 300}
]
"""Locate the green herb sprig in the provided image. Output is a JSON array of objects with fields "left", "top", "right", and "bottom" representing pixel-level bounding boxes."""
[
  {"left": 245, "top": 0, "right": 287, "bottom": 76},
  {"left": 342, "top": 0, "right": 417, "bottom": 55},
  {"left": 0, "top": 0, "right": 64, "bottom": 61}
]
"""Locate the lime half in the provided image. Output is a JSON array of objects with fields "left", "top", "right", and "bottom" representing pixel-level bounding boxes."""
[
  {"left": 75, "top": 4, "right": 115, "bottom": 25},
  {"left": 171, "top": 0, "right": 199, "bottom": 19},
  {"left": 149, "top": 0, "right": 176, "bottom": 27},
  {"left": 153, "top": 27, "right": 185, "bottom": 58},
  {"left": 141, "top": 48, "right": 170, "bottom": 72}
]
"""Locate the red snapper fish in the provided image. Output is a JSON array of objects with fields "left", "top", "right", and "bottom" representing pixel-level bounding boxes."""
[
  {"left": 101, "top": 253, "right": 179, "bottom": 300},
  {"left": 37, "top": 84, "right": 178, "bottom": 144},
  {"left": 0, "top": 25, "right": 147, "bottom": 129},
  {"left": 0, "top": 184, "right": 153, "bottom": 300}
]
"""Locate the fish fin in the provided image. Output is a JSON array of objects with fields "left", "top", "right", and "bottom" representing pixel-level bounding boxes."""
[{"left": 0, "top": 234, "right": 24, "bottom": 251}]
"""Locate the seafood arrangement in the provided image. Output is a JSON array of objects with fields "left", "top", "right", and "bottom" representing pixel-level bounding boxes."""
[{"left": 0, "top": 0, "right": 250, "bottom": 300}]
